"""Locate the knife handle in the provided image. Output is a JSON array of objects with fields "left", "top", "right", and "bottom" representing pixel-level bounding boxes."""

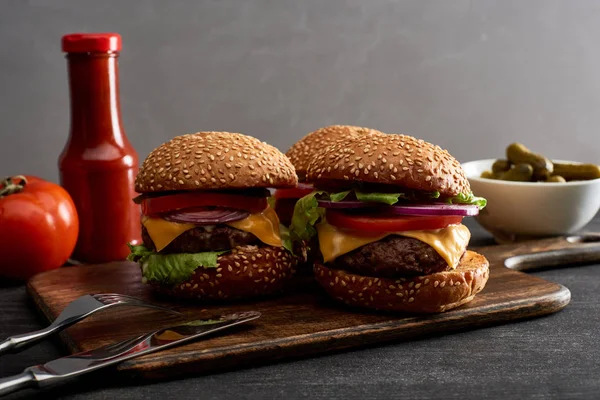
[{"left": 0, "top": 370, "right": 37, "bottom": 397}]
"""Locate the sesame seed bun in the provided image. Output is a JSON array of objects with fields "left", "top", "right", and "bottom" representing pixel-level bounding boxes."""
[
  {"left": 286, "top": 125, "right": 382, "bottom": 181},
  {"left": 307, "top": 133, "right": 471, "bottom": 197},
  {"left": 314, "top": 250, "right": 489, "bottom": 313},
  {"left": 136, "top": 132, "right": 298, "bottom": 193},
  {"left": 149, "top": 245, "right": 298, "bottom": 301}
]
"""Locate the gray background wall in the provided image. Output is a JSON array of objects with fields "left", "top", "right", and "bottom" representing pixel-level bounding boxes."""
[{"left": 1, "top": 0, "right": 599, "bottom": 183}]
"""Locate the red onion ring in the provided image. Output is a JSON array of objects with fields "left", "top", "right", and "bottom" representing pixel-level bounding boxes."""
[
  {"left": 317, "top": 200, "right": 479, "bottom": 216},
  {"left": 162, "top": 208, "right": 250, "bottom": 224},
  {"left": 379, "top": 203, "right": 479, "bottom": 217}
]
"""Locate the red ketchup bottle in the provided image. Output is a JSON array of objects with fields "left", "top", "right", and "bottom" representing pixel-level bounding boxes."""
[{"left": 58, "top": 33, "right": 141, "bottom": 264}]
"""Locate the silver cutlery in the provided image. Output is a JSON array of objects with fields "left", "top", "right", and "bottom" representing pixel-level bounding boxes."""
[
  {"left": 0, "top": 311, "right": 261, "bottom": 396},
  {"left": 0, "top": 293, "right": 181, "bottom": 356}
]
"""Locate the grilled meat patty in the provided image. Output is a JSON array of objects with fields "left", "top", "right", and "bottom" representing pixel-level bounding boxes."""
[
  {"left": 331, "top": 236, "right": 458, "bottom": 277},
  {"left": 142, "top": 225, "right": 260, "bottom": 253}
]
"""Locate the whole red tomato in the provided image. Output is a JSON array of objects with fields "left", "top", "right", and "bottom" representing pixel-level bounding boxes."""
[{"left": 0, "top": 175, "right": 79, "bottom": 280}]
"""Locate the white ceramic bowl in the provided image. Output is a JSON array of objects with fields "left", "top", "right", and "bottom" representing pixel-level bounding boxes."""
[{"left": 462, "top": 159, "right": 600, "bottom": 241}]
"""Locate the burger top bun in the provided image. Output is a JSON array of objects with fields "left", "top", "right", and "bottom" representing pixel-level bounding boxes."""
[
  {"left": 135, "top": 131, "right": 298, "bottom": 193},
  {"left": 307, "top": 132, "right": 471, "bottom": 197},
  {"left": 286, "top": 125, "right": 382, "bottom": 181}
]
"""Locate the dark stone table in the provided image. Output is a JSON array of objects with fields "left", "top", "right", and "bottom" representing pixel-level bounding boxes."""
[{"left": 1, "top": 217, "right": 599, "bottom": 400}]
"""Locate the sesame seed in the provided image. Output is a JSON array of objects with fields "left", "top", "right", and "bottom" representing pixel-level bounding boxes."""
[
  {"left": 434, "top": 281, "right": 439, "bottom": 287},
  {"left": 440, "top": 281, "right": 446, "bottom": 288}
]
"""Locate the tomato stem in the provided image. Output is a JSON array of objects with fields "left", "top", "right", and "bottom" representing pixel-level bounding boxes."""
[{"left": 0, "top": 175, "right": 28, "bottom": 198}]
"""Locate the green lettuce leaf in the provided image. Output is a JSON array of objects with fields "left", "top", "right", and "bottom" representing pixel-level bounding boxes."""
[
  {"left": 279, "top": 224, "right": 294, "bottom": 255},
  {"left": 127, "top": 244, "right": 154, "bottom": 259},
  {"left": 329, "top": 191, "right": 351, "bottom": 202},
  {"left": 127, "top": 244, "right": 228, "bottom": 286},
  {"left": 446, "top": 192, "right": 487, "bottom": 209},
  {"left": 289, "top": 191, "right": 325, "bottom": 241},
  {"left": 354, "top": 191, "right": 402, "bottom": 205}
]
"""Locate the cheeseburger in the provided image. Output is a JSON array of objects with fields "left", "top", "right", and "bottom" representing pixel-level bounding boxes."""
[
  {"left": 290, "top": 132, "right": 490, "bottom": 313},
  {"left": 127, "top": 132, "right": 300, "bottom": 301}
]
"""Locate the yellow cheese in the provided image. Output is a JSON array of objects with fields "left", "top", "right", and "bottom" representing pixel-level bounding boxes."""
[
  {"left": 225, "top": 207, "right": 282, "bottom": 247},
  {"left": 316, "top": 222, "right": 388, "bottom": 263},
  {"left": 316, "top": 221, "right": 471, "bottom": 269},
  {"left": 141, "top": 207, "right": 283, "bottom": 252},
  {"left": 141, "top": 216, "right": 195, "bottom": 252}
]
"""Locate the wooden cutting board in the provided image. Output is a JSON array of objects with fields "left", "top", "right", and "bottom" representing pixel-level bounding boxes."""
[{"left": 26, "top": 234, "right": 600, "bottom": 381}]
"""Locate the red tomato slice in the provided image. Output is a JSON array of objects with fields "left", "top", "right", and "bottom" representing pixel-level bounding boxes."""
[
  {"left": 326, "top": 210, "right": 463, "bottom": 233},
  {"left": 273, "top": 183, "right": 315, "bottom": 200},
  {"left": 141, "top": 192, "right": 268, "bottom": 216}
]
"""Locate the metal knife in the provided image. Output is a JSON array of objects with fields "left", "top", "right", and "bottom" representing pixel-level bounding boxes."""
[{"left": 0, "top": 311, "right": 261, "bottom": 396}]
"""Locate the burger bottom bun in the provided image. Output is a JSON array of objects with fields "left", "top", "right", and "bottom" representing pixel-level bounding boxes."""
[
  {"left": 150, "top": 245, "right": 298, "bottom": 301},
  {"left": 314, "top": 250, "right": 489, "bottom": 313}
]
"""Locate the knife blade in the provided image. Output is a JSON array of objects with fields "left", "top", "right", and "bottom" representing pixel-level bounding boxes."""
[{"left": 0, "top": 311, "right": 260, "bottom": 396}]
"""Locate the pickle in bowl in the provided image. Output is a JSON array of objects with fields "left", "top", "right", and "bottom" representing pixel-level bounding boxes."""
[{"left": 479, "top": 142, "right": 600, "bottom": 183}]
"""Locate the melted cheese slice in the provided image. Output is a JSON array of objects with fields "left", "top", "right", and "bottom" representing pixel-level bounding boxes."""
[
  {"left": 141, "top": 207, "right": 283, "bottom": 252},
  {"left": 141, "top": 216, "right": 195, "bottom": 252},
  {"left": 316, "top": 221, "right": 471, "bottom": 269},
  {"left": 224, "top": 207, "right": 282, "bottom": 247}
]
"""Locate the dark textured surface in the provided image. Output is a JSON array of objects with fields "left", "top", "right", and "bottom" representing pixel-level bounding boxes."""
[{"left": 1, "top": 217, "right": 599, "bottom": 399}]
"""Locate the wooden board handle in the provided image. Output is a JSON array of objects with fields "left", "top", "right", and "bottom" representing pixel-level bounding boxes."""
[
  {"left": 504, "top": 244, "right": 600, "bottom": 271},
  {"left": 475, "top": 232, "right": 600, "bottom": 271}
]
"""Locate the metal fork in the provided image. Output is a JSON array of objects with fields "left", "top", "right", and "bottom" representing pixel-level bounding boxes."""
[{"left": 0, "top": 293, "right": 182, "bottom": 356}]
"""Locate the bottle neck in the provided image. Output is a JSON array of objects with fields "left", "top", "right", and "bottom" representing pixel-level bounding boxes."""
[{"left": 66, "top": 53, "right": 126, "bottom": 146}]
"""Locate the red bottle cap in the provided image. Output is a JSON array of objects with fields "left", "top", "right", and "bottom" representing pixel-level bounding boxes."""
[{"left": 61, "top": 33, "right": 122, "bottom": 53}]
